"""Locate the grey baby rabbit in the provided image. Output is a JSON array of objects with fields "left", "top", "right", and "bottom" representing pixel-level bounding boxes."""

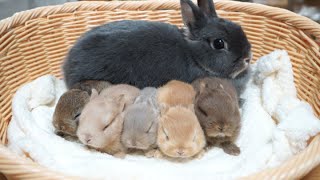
[
  {"left": 121, "top": 87, "right": 159, "bottom": 157},
  {"left": 63, "top": 0, "right": 251, "bottom": 95},
  {"left": 53, "top": 80, "right": 111, "bottom": 141},
  {"left": 192, "top": 77, "right": 241, "bottom": 156}
]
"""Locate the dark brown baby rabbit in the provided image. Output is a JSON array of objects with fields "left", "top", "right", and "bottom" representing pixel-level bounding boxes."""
[
  {"left": 53, "top": 80, "right": 112, "bottom": 141},
  {"left": 192, "top": 77, "right": 241, "bottom": 156},
  {"left": 53, "top": 89, "right": 90, "bottom": 141}
]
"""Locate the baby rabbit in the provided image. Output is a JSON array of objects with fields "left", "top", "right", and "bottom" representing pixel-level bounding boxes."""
[
  {"left": 77, "top": 84, "right": 140, "bottom": 158},
  {"left": 157, "top": 106, "right": 206, "bottom": 159},
  {"left": 63, "top": 0, "right": 251, "bottom": 93},
  {"left": 121, "top": 87, "right": 159, "bottom": 157},
  {"left": 192, "top": 77, "right": 241, "bottom": 156},
  {"left": 53, "top": 80, "right": 111, "bottom": 141},
  {"left": 156, "top": 80, "right": 205, "bottom": 159},
  {"left": 157, "top": 80, "right": 195, "bottom": 108},
  {"left": 53, "top": 89, "right": 89, "bottom": 141}
]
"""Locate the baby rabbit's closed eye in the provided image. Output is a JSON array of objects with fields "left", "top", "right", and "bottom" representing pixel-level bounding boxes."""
[{"left": 192, "top": 77, "right": 241, "bottom": 156}]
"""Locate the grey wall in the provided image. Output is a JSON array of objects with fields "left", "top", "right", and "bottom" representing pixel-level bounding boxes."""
[{"left": 0, "top": 0, "right": 77, "bottom": 20}]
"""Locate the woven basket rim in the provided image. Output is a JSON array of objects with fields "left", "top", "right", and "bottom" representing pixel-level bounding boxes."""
[
  {"left": 0, "top": 0, "right": 320, "bottom": 40},
  {"left": 0, "top": 0, "right": 320, "bottom": 179}
]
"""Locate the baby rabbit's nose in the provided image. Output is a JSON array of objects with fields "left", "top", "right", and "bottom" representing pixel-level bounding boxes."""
[
  {"left": 177, "top": 150, "right": 184, "bottom": 156},
  {"left": 218, "top": 127, "right": 223, "bottom": 131},
  {"left": 84, "top": 134, "right": 92, "bottom": 144}
]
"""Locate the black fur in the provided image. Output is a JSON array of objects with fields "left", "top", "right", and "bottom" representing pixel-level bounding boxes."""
[{"left": 63, "top": 0, "right": 251, "bottom": 93}]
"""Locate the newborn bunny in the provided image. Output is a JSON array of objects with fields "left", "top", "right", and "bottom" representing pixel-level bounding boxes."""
[
  {"left": 192, "top": 77, "right": 241, "bottom": 156},
  {"left": 156, "top": 80, "right": 205, "bottom": 159},
  {"left": 157, "top": 80, "right": 195, "bottom": 108},
  {"left": 77, "top": 84, "right": 140, "bottom": 158},
  {"left": 53, "top": 80, "right": 111, "bottom": 141},
  {"left": 121, "top": 87, "right": 159, "bottom": 157},
  {"left": 53, "top": 89, "right": 89, "bottom": 141},
  {"left": 63, "top": 0, "right": 251, "bottom": 94},
  {"left": 157, "top": 106, "right": 206, "bottom": 159}
]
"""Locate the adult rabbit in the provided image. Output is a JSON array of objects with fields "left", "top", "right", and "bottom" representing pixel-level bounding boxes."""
[{"left": 63, "top": 0, "right": 251, "bottom": 95}]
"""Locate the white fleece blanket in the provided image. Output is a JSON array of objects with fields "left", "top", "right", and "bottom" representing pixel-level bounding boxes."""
[{"left": 7, "top": 50, "right": 320, "bottom": 179}]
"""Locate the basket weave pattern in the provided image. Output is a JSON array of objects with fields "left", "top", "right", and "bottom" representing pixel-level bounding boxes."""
[{"left": 0, "top": 1, "right": 319, "bottom": 179}]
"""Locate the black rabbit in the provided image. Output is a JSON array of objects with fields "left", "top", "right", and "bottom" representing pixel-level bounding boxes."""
[{"left": 63, "top": 0, "right": 251, "bottom": 95}]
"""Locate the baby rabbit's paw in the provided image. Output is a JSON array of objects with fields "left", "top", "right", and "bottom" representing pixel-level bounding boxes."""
[
  {"left": 153, "top": 150, "right": 164, "bottom": 159},
  {"left": 114, "top": 152, "right": 126, "bottom": 159},
  {"left": 221, "top": 142, "right": 240, "bottom": 156},
  {"left": 145, "top": 149, "right": 157, "bottom": 158}
]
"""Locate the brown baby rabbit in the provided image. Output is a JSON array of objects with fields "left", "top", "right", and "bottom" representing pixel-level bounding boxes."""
[
  {"left": 157, "top": 106, "right": 206, "bottom": 159},
  {"left": 192, "top": 77, "right": 241, "bottom": 156},
  {"left": 157, "top": 80, "right": 196, "bottom": 108},
  {"left": 121, "top": 87, "right": 159, "bottom": 157},
  {"left": 53, "top": 89, "right": 89, "bottom": 141},
  {"left": 77, "top": 84, "right": 140, "bottom": 158},
  {"left": 53, "top": 80, "right": 111, "bottom": 141}
]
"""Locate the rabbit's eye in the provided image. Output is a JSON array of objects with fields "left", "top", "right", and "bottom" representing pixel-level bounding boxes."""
[
  {"left": 74, "top": 113, "right": 81, "bottom": 120},
  {"left": 197, "top": 106, "right": 208, "bottom": 117},
  {"left": 162, "top": 127, "right": 169, "bottom": 141},
  {"left": 211, "top": 39, "right": 225, "bottom": 50},
  {"left": 146, "top": 121, "right": 154, "bottom": 133}
]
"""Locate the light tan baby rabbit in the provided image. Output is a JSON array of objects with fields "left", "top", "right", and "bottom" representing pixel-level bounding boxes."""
[
  {"left": 156, "top": 80, "right": 205, "bottom": 159},
  {"left": 77, "top": 84, "right": 140, "bottom": 158}
]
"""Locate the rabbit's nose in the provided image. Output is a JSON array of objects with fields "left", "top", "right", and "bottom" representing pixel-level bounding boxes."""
[
  {"left": 177, "top": 150, "right": 184, "bottom": 156},
  {"left": 83, "top": 134, "right": 92, "bottom": 144},
  {"left": 218, "top": 127, "right": 223, "bottom": 131}
]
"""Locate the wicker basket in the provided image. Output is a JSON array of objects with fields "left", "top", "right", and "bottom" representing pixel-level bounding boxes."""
[{"left": 0, "top": 0, "right": 319, "bottom": 179}]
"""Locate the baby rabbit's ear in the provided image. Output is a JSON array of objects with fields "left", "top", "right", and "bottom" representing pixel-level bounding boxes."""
[
  {"left": 160, "top": 104, "right": 169, "bottom": 116},
  {"left": 180, "top": 0, "right": 207, "bottom": 31},
  {"left": 199, "top": 81, "right": 208, "bottom": 94},
  {"left": 187, "top": 104, "right": 195, "bottom": 112},
  {"left": 116, "top": 94, "right": 126, "bottom": 112},
  {"left": 197, "top": 0, "right": 217, "bottom": 18},
  {"left": 90, "top": 88, "right": 99, "bottom": 101}
]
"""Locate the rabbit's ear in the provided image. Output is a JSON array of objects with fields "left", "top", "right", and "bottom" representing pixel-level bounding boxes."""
[
  {"left": 90, "top": 88, "right": 99, "bottom": 100},
  {"left": 197, "top": 0, "right": 217, "bottom": 17},
  {"left": 180, "top": 0, "right": 206, "bottom": 30},
  {"left": 199, "top": 81, "right": 208, "bottom": 94}
]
